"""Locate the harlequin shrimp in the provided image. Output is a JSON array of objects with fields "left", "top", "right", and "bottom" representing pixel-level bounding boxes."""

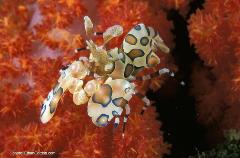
[
  {"left": 78, "top": 16, "right": 171, "bottom": 80},
  {"left": 40, "top": 16, "right": 175, "bottom": 135}
]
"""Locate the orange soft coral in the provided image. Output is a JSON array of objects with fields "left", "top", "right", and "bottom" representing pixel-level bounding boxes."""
[
  {"left": 0, "top": 0, "right": 34, "bottom": 57},
  {"left": 0, "top": 83, "right": 31, "bottom": 118},
  {"left": 112, "top": 96, "right": 171, "bottom": 158},
  {"left": 151, "top": 0, "right": 192, "bottom": 17},
  {"left": 97, "top": 0, "right": 174, "bottom": 49},
  {"left": 1, "top": 109, "right": 86, "bottom": 157},
  {"left": 37, "top": 0, "right": 86, "bottom": 28},
  {"left": 35, "top": 0, "right": 86, "bottom": 52},
  {"left": 0, "top": 0, "right": 173, "bottom": 157},
  {"left": 189, "top": 0, "right": 240, "bottom": 139},
  {"left": 60, "top": 96, "right": 170, "bottom": 158}
]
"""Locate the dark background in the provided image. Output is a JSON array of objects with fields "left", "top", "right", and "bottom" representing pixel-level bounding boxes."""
[{"left": 148, "top": 1, "right": 208, "bottom": 157}]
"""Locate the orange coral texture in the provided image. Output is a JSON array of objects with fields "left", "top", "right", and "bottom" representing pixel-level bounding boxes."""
[
  {"left": 189, "top": 0, "right": 240, "bottom": 140},
  {"left": 0, "top": 0, "right": 175, "bottom": 157},
  {"left": 150, "top": 0, "right": 191, "bottom": 17}
]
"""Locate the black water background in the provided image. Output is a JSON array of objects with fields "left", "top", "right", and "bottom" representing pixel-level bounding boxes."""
[{"left": 147, "top": 1, "right": 207, "bottom": 157}]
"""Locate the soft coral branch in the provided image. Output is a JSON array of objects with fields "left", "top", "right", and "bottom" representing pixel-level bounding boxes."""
[{"left": 189, "top": 0, "right": 240, "bottom": 141}]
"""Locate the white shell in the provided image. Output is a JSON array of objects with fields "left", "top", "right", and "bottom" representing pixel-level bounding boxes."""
[
  {"left": 84, "top": 16, "right": 94, "bottom": 36},
  {"left": 87, "top": 78, "right": 134, "bottom": 126},
  {"left": 84, "top": 79, "right": 100, "bottom": 96},
  {"left": 73, "top": 89, "right": 89, "bottom": 105},
  {"left": 70, "top": 61, "right": 89, "bottom": 79},
  {"left": 103, "top": 25, "right": 123, "bottom": 44},
  {"left": 122, "top": 24, "right": 152, "bottom": 68},
  {"left": 40, "top": 85, "right": 63, "bottom": 123},
  {"left": 68, "top": 78, "right": 83, "bottom": 94},
  {"left": 105, "top": 78, "right": 134, "bottom": 101},
  {"left": 59, "top": 75, "right": 73, "bottom": 91},
  {"left": 40, "top": 90, "right": 55, "bottom": 123}
]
